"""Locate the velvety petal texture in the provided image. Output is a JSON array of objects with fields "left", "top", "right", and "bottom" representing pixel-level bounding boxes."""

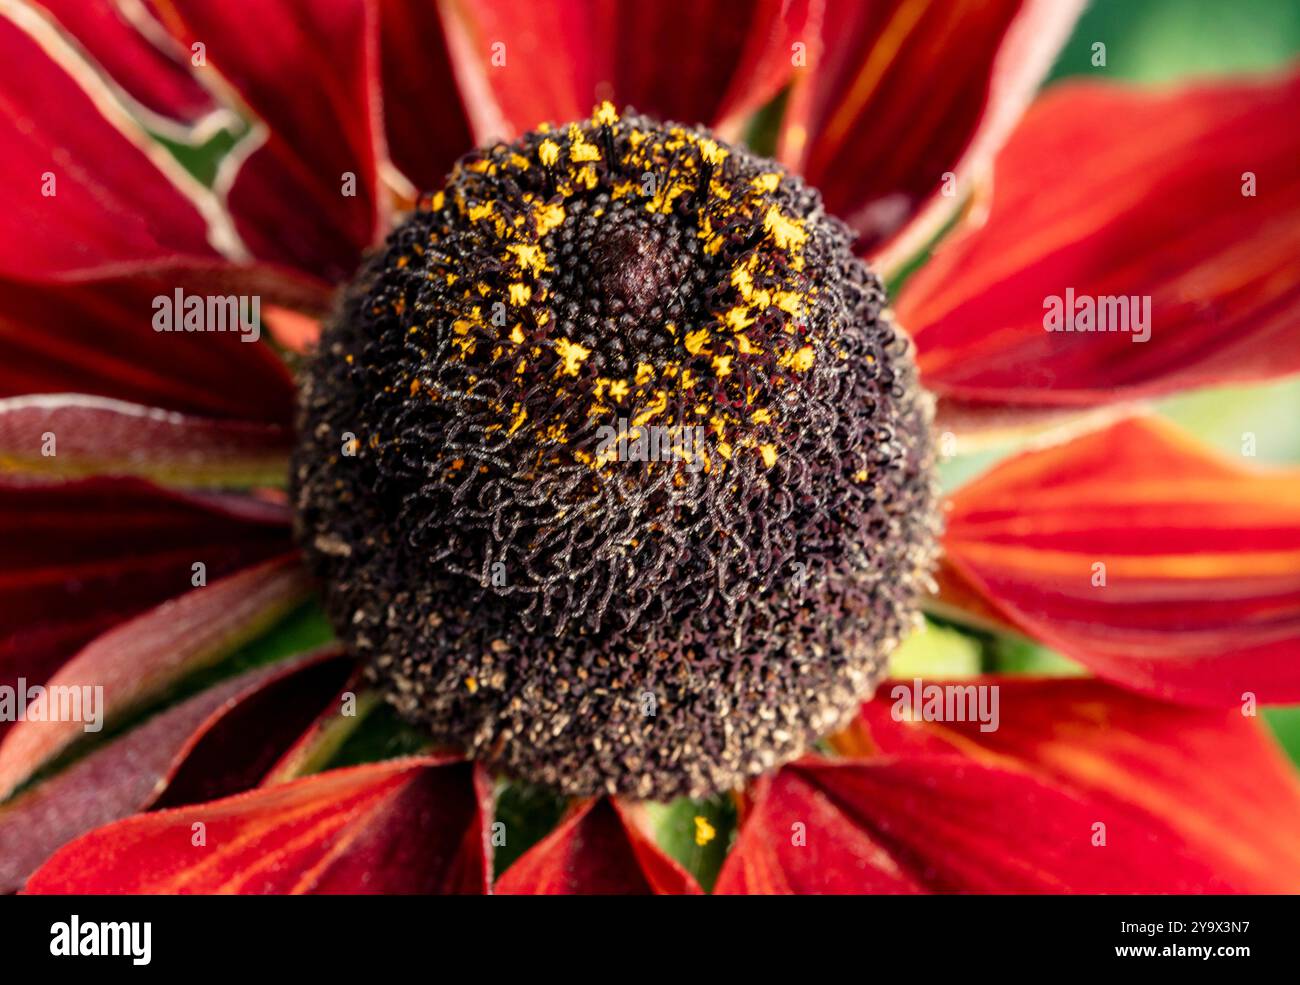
[
  {"left": 850, "top": 678, "right": 1300, "bottom": 893},
  {"left": 0, "top": 477, "right": 290, "bottom": 729},
  {"left": 0, "top": 553, "right": 310, "bottom": 799},
  {"left": 0, "top": 4, "right": 232, "bottom": 279},
  {"left": 31, "top": 0, "right": 228, "bottom": 131},
  {"left": 903, "top": 70, "right": 1300, "bottom": 415},
  {"left": 720, "top": 673, "right": 1300, "bottom": 893},
  {"left": 942, "top": 416, "right": 1300, "bottom": 705},
  {"left": 0, "top": 648, "right": 352, "bottom": 893},
  {"left": 781, "top": 0, "right": 1082, "bottom": 266},
  {"left": 377, "top": 0, "right": 477, "bottom": 193},
  {"left": 0, "top": 394, "right": 292, "bottom": 488},
  {"left": 149, "top": 0, "right": 387, "bottom": 283},
  {"left": 439, "top": 0, "right": 809, "bottom": 140},
  {"left": 24, "top": 756, "right": 493, "bottom": 894},
  {"left": 0, "top": 276, "right": 296, "bottom": 424},
  {"left": 496, "top": 798, "right": 702, "bottom": 895},
  {"left": 716, "top": 756, "right": 1231, "bottom": 893}
]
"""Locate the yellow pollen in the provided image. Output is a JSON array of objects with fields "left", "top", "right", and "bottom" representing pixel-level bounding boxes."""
[
  {"left": 538, "top": 140, "right": 560, "bottom": 167},
  {"left": 592, "top": 101, "right": 619, "bottom": 127},
  {"left": 694, "top": 815, "right": 717, "bottom": 846},
  {"left": 507, "top": 243, "right": 548, "bottom": 276},
  {"left": 791, "top": 346, "right": 816, "bottom": 372},
  {"left": 763, "top": 205, "right": 807, "bottom": 251},
  {"left": 697, "top": 138, "right": 728, "bottom": 166},
  {"left": 684, "top": 328, "right": 711, "bottom": 355},
  {"left": 507, "top": 402, "right": 528, "bottom": 435},
  {"left": 534, "top": 202, "right": 566, "bottom": 235},
  {"left": 555, "top": 337, "right": 591, "bottom": 376}
]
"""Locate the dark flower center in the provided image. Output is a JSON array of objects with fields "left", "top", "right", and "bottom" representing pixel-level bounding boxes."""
[{"left": 291, "top": 105, "right": 939, "bottom": 800}]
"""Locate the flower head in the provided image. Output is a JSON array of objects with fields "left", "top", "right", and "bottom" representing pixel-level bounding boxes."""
[{"left": 294, "top": 109, "right": 939, "bottom": 798}]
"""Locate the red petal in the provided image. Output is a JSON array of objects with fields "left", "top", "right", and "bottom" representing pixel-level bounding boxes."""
[
  {"left": 0, "top": 7, "right": 226, "bottom": 280},
  {"left": 902, "top": 70, "right": 1300, "bottom": 413},
  {"left": 0, "top": 553, "right": 311, "bottom": 799},
  {"left": 378, "top": 0, "right": 476, "bottom": 192},
  {"left": 716, "top": 755, "right": 1233, "bottom": 894},
  {"left": 942, "top": 416, "right": 1300, "bottom": 705},
  {"left": 0, "top": 477, "right": 290, "bottom": 727},
  {"left": 0, "top": 394, "right": 291, "bottom": 487},
  {"left": 440, "top": 0, "right": 809, "bottom": 140},
  {"left": 495, "top": 798, "right": 702, "bottom": 895},
  {"left": 0, "top": 648, "right": 352, "bottom": 893},
  {"left": 851, "top": 677, "right": 1300, "bottom": 892},
  {"left": 260, "top": 677, "right": 375, "bottom": 785},
  {"left": 783, "top": 0, "right": 1081, "bottom": 267},
  {"left": 31, "top": 0, "right": 225, "bottom": 127},
  {"left": 24, "top": 756, "right": 493, "bottom": 894},
  {"left": 152, "top": 0, "right": 386, "bottom": 283},
  {"left": 0, "top": 276, "right": 296, "bottom": 424}
]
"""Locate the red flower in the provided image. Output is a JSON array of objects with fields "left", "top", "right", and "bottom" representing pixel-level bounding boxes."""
[{"left": 1, "top": 0, "right": 1298, "bottom": 894}]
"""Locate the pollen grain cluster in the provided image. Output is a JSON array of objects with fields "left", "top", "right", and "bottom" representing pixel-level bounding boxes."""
[{"left": 292, "top": 104, "right": 939, "bottom": 800}]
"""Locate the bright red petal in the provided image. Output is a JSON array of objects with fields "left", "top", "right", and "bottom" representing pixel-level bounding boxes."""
[
  {"left": 495, "top": 798, "right": 702, "bottom": 895},
  {"left": 902, "top": 70, "right": 1300, "bottom": 415},
  {"left": 783, "top": 0, "right": 1081, "bottom": 269},
  {"left": 0, "top": 553, "right": 311, "bottom": 799},
  {"left": 31, "top": 0, "right": 225, "bottom": 126},
  {"left": 151, "top": 0, "right": 387, "bottom": 282},
  {"left": 0, "top": 648, "right": 352, "bottom": 893},
  {"left": 941, "top": 416, "right": 1300, "bottom": 705},
  {"left": 0, "top": 276, "right": 296, "bottom": 424},
  {"left": 849, "top": 677, "right": 1300, "bottom": 892},
  {"left": 439, "top": 0, "right": 809, "bottom": 140},
  {"left": 716, "top": 755, "right": 1234, "bottom": 894},
  {"left": 0, "top": 7, "right": 223, "bottom": 280},
  {"left": 24, "top": 756, "right": 492, "bottom": 894}
]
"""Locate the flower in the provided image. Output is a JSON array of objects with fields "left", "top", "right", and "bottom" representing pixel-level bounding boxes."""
[{"left": 1, "top": 0, "right": 1298, "bottom": 895}]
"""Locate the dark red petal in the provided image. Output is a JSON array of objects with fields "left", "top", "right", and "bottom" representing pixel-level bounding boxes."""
[
  {"left": 0, "top": 276, "right": 296, "bottom": 424},
  {"left": 260, "top": 677, "right": 376, "bottom": 785},
  {"left": 942, "top": 416, "right": 1300, "bottom": 706},
  {"left": 850, "top": 677, "right": 1300, "bottom": 892},
  {"left": 24, "top": 756, "right": 493, "bottom": 894},
  {"left": 902, "top": 70, "right": 1300, "bottom": 414},
  {"left": 439, "top": 0, "right": 809, "bottom": 140},
  {"left": 715, "top": 756, "right": 1233, "bottom": 894},
  {"left": 0, "top": 648, "right": 352, "bottom": 893},
  {"left": 784, "top": 0, "right": 1081, "bottom": 267},
  {"left": 0, "top": 7, "right": 229, "bottom": 280},
  {"left": 495, "top": 798, "right": 702, "bottom": 895},
  {"left": 31, "top": 0, "right": 225, "bottom": 127},
  {"left": 153, "top": 650, "right": 356, "bottom": 809},
  {"left": 377, "top": 0, "right": 477, "bottom": 192},
  {"left": 0, "top": 477, "right": 290, "bottom": 730},
  {"left": 152, "top": 0, "right": 386, "bottom": 283},
  {"left": 0, "top": 394, "right": 291, "bottom": 487},
  {"left": 0, "top": 553, "right": 311, "bottom": 799}
]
